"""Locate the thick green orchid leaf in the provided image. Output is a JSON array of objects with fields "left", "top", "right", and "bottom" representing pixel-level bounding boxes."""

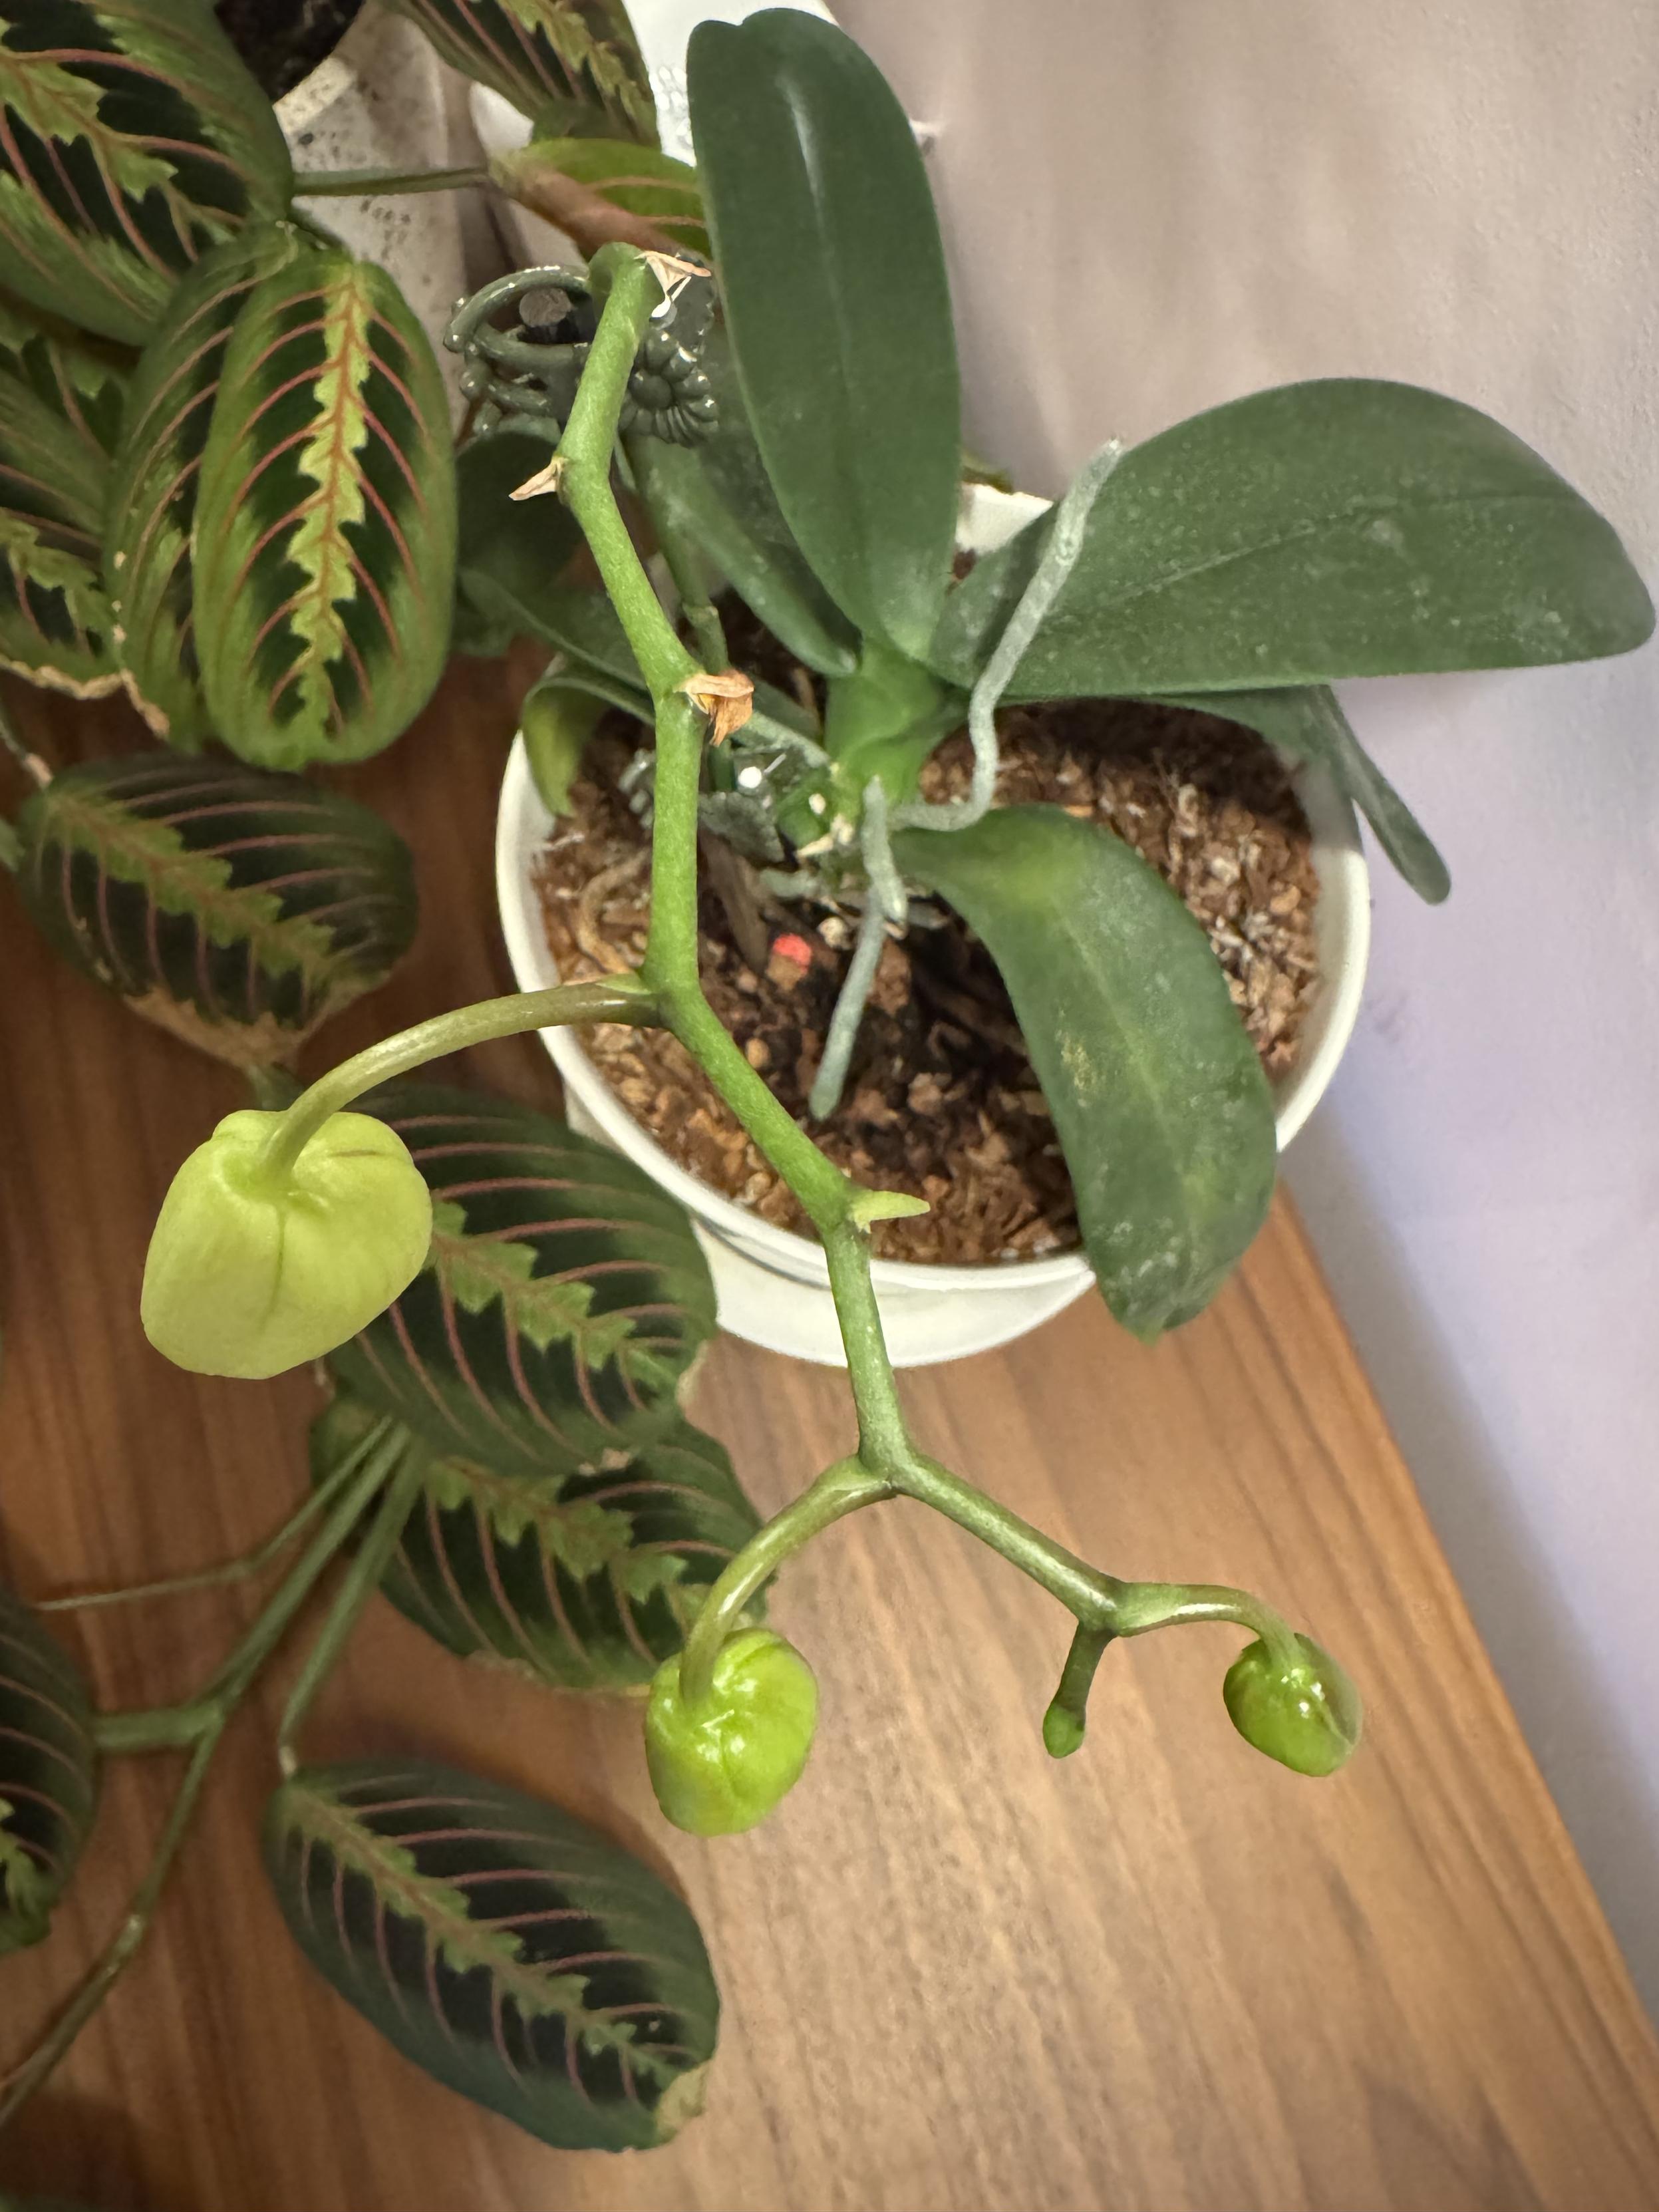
[
  {"left": 16, "top": 752, "right": 418, "bottom": 1066},
  {"left": 376, "top": 0, "right": 657, "bottom": 140},
  {"left": 688, "top": 12, "right": 959, "bottom": 659},
  {"left": 0, "top": 1587, "right": 98, "bottom": 1955},
  {"left": 104, "top": 226, "right": 299, "bottom": 749},
  {"left": 0, "top": 295, "right": 130, "bottom": 695},
  {"left": 192, "top": 241, "right": 457, "bottom": 768},
  {"left": 896, "top": 807, "right": 1277, "bottom": 1338},
  {"left": 312, "top": 1390, "right": 762, "bottom": 1692},
  {"left": 330, "top": 1084, "right": 716, "bottom": 1480},
  {"left": 931, "top": 381, "right": 1654, "bottom": 697},
  {"left": 0, "top": 0, "right": 291, "bottom": 345},
  {"left": 265, "top": 1758, "right": 718, "bottom": 2150},
  {"left": 501, "top": 136, "right": 708, "bottom": 257},
  {"left": 1151, "top": 683, "right": 1451, "bottom": 904}
]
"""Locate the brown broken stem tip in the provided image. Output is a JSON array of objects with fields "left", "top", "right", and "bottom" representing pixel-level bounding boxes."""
[
  {"left": 678, "top": 669, "right": 755, "bottom": 745},
  {"left": 510, "top": 452, "right": 567, "bottom": 502}
]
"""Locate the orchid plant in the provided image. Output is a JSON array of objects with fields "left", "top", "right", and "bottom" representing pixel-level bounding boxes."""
[{"left": 0, "top": 0, "right": 1648, "bottom": 2161}]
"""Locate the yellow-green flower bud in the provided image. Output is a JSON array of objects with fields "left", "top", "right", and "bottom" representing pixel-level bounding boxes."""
[
  {"left": 1223, "top": 1633, "right": 1363, "bottom": 1777},
  {"left": 645, "top": 1627, "right": 818, "bottom": 1836},
  {"left": 141, "top": 1110, "right": 432, "bottom": 1380}
]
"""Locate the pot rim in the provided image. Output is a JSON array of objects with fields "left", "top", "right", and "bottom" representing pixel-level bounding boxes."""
[{"left": 495, "top": 486, "right": 1372, "bottom": 1295}]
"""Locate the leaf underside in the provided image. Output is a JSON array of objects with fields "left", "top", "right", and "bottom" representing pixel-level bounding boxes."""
[
  {"left": 104, "top": 224, "right": 300, "bottom": 748},
  {"left": 313, "top": 1389, "right": 762, "bottom": 1692},
  {"left": 896, "top": 806, "right": 1278, "bottom": 1337},
  {"left": 375, "top": 0, "right": 657, "bottom": 140},
  {"left": 0, "top": 0, "right": 292, "bottom": 345},
  {"left": 265, "top": 1758, "right": 718, "bottom": 2151},
  {"left": 454, "top": 425, "right": 613, "bottom": 671},
  {"left": 192, "top": 242, "right": 458, "bottom": 768},
  {"left": 522, "top": 137, "right": 708, "bottom": 259},
  {"left": 329, "top": 1083, "right": 717, "bottom": 1480},
  {"left": 929, "top": 379, "right": 1656, "bottom": 697},
  {"left": 16, "top": 752, "right": 418, "bottom": 1065},
  {"left": 0, "top": 1588, "right": 98, "bottom": 1955}
]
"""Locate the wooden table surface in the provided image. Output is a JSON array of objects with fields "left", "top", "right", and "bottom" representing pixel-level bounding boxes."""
[{"left": 1, "top": 664, "right": 1656, "bottom": 2212}]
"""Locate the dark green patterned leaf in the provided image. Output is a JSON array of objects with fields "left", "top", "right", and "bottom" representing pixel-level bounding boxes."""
[
  {"left": 192, "top": 240, "right": 458, "bottom": 767},
  {"left": 0, "top": 292, "right": 130, "bottom": 695},
  {"left": 104, "top": 225, "right": 300, "bottom": 749},
  {"left": 377, "top": 0, "right": 656, "bottom": 138},
  {"left": 313, "top": 1389, "right": 760, "bottom": 1692},
  {"left": 1149, "top": 683, "right": 1452, "bottom": 904},
  {"left": 896, "top": 806, "right": 1277, "bottom": 1339},
  {"left": 264, "top": 1756, "right": 717, "bottom": 2150},
  {"left": 0, "top": 0, "right": 292, "bottom": 345},
  {"left": 929, "top": 380, "right": 1655, "bottom": 697},
  {"left": 329, "top": 1083, "right": 716, "bottom": 1479},
  {"left": 688, "top": 12, "right": 960, "bottom": 657},
  {"left": 0, "top": 1586, "right": 98, "bottom": 1955},
  {"left": 15, "top": 752, "right": 418, "bottom": 1065}
]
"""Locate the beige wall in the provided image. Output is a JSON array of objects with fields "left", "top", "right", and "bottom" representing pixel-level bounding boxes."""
[{"left": 835, "top": 0, "right": 1659, "bottom": 2015}]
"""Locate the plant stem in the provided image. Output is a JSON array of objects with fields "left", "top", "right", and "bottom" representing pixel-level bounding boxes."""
[
  {"left": 42, "top": 1460, "right": 361, "bottom": 1615},
  {"left": 88, "top": 1434, "right": 396, "bottom": 1756},
  {"left": 293, "top": 164, "right": 490, "bottom": 198},
  {"left": 276, "top": 1450, "right": 426, "bottom": 1775},
  {"left": 0, "top": 1724, "right": 224, "bottom": 2128},
  {"left": 2, "top": 1446, "right": 394, "bottom": 2117},
  {"left": 1111, "top": 1581, "right": 1300, "bottom": 1664},
  {"left": 677, "top": 1457, "right": 891, "bottom": 1708},
  {"left": 1042, "top": 1623, "right": 1116, "bottom": 1758},
  {"left": 259, "top": 976, "right": 656, "bottom": 1180},
  {"left": 0, "top": 693, "right": 48, "bottom": 786}
]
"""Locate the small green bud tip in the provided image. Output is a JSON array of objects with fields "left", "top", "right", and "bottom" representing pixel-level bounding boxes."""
[
  {"left": 1223, "top": 1633, "right": 1363, "bottom": 1778},
  {"left": 645, "top": 1627, "right": 818, "bottom": 1837},
  {"left": 140, "top": 1109, "right": 432, "bottom": 1380},
  {"left": 1042, "top": 1701, "right": 1086, "bottom": 1759}
]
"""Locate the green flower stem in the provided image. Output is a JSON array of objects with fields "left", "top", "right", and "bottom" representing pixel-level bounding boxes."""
[
  {"left": 293, "top": 164, "right": 491, "bottom": 197},
  {"left": 259, "top": 976, "right": 656, "bottom": 1181},
  {"left": 677, "top": 1456, "right": 891, "bottom": 1710},
  {"left": 4, "top": 1444, "right": 398, "bottom": 2118},
  {"left": 1112, "top": 1582, "right": 1302, "bottom": 1665},
  {"left": 1043, "top": 1623, "right": 1116, "bottom": 1758},
  {"left": 43, "top": 1458, "right": 360, "bottom": 1615},
  {"left": 276, "top": 1448, "right": 427, "bottom": 1776}
]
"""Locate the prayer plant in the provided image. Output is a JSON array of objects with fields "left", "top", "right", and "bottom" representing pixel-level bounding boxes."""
[{"left": 0, "top": 0, "right": 1646, "bottom": 2157}]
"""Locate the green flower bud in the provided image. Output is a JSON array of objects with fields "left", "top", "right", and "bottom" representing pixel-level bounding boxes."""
[
  {"left": 1223, "top": 1633, "right": 1363, "bottom": 1777},
  {"left": 645, "top": 1627, "right": 818, "bottom": 1836},
  {"left": 141, "top": 1110, "right": 432, "bottom": 1380}
]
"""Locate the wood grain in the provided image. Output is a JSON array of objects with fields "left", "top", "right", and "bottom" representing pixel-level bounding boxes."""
[{"left": 1, "top": 666, "right": 1656, "bottom": 2212}]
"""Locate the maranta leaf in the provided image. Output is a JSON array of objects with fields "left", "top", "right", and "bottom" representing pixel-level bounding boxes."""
[
  {"left": 0, "top": 0, "right": 292, "bottom": 345},
  {"left": 192, "top": 240, "right": 458, "bottom": 768},
  {"left": 15, "top": 752, "right": 418, "bottom": 1066},
  {"left": 329, "top": 1083, "right": 716, "bottom": 1480},
  {"left": 313, "top": 1389, "right": 761, "bottom": 1693},
  {"left": 264, "top": 1757, "right": 718, "bottom": 2151},
  {"left": 0, "top": 1587, "right": 98, "bottom": 1955},
  {"left": 104, "top": 225, "right": 299, "bottom": 748},
  {"left": 0, "top": 293, "right": 130, "bottom": 695},
  {"left": 376, "top": 0, "right": 657, "bottom": 141}
]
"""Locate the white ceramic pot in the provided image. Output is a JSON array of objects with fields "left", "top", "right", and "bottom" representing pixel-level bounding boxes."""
[
  {"left": 496, "top": 485, "right": 1371, "bottom": 1367},
  {"left": 279, "top": 7, "right": 480, "bottom": 414}
]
